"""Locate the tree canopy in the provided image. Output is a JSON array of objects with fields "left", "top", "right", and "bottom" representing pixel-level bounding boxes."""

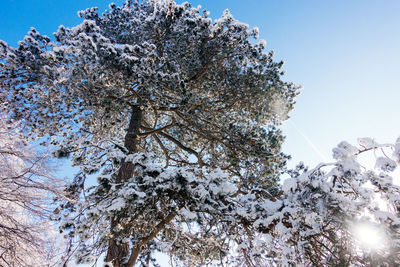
[{"left": 0, "top": 0, "right": 296, "bottom": 181}]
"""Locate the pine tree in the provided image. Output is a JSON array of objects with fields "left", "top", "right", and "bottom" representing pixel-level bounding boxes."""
[{"left": 1, "top": 1, "right": 298, "bottom": 266}]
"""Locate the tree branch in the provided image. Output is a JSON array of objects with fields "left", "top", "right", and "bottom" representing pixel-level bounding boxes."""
[
  {"left": 126, "top": 212, "right": 176, "bottom": 267},
  {"left": 156, "top": 131, "right": 204, "bottom": 166},
  {"left": 152, "top": 134, "right": 170, "bottom": 168},
  {"left": 138, "top": 118, "right": 175, "bottom": 137}
]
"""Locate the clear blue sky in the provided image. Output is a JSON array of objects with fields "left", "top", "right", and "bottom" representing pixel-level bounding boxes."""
[
  {"left": 1, "top": 0, "right": 400, "bottom": 266},
  {"left": 2, "top": 0, "right": 399, "bottom": 169}
]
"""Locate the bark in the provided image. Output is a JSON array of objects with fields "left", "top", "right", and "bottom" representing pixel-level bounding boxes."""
[{"left": 105, "top": 105, "right": 142, "bottom": 266}]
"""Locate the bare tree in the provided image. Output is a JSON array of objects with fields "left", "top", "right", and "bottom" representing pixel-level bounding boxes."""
[{"left": 0, "top": 115, "right": 62, "bottom": 266}]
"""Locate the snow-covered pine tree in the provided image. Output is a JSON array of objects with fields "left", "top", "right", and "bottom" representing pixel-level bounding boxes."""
[
  {"left": 0, "top": 1, "right": 298, "bottom": 266},
  {"left": 274, "top": 138, "right": 400, "bottom": 266}
]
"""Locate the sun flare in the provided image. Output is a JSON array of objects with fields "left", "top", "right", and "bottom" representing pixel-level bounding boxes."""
[{"left": 352, "top": 222, "right": 386, "bottom": 250}]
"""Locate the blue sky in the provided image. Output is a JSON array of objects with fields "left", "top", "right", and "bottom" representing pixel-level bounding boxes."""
[{"left": 2, "top": 0, "right": 399, "bottom": 169}]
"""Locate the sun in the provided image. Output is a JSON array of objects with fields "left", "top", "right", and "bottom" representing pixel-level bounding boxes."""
[{"left": 351, "top": 222, "right": 386, "bottom": 250}]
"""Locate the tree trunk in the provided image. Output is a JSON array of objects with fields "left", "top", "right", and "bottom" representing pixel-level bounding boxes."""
[{"left": 105, "top": 105, "right": 142, "bottom": 267}]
